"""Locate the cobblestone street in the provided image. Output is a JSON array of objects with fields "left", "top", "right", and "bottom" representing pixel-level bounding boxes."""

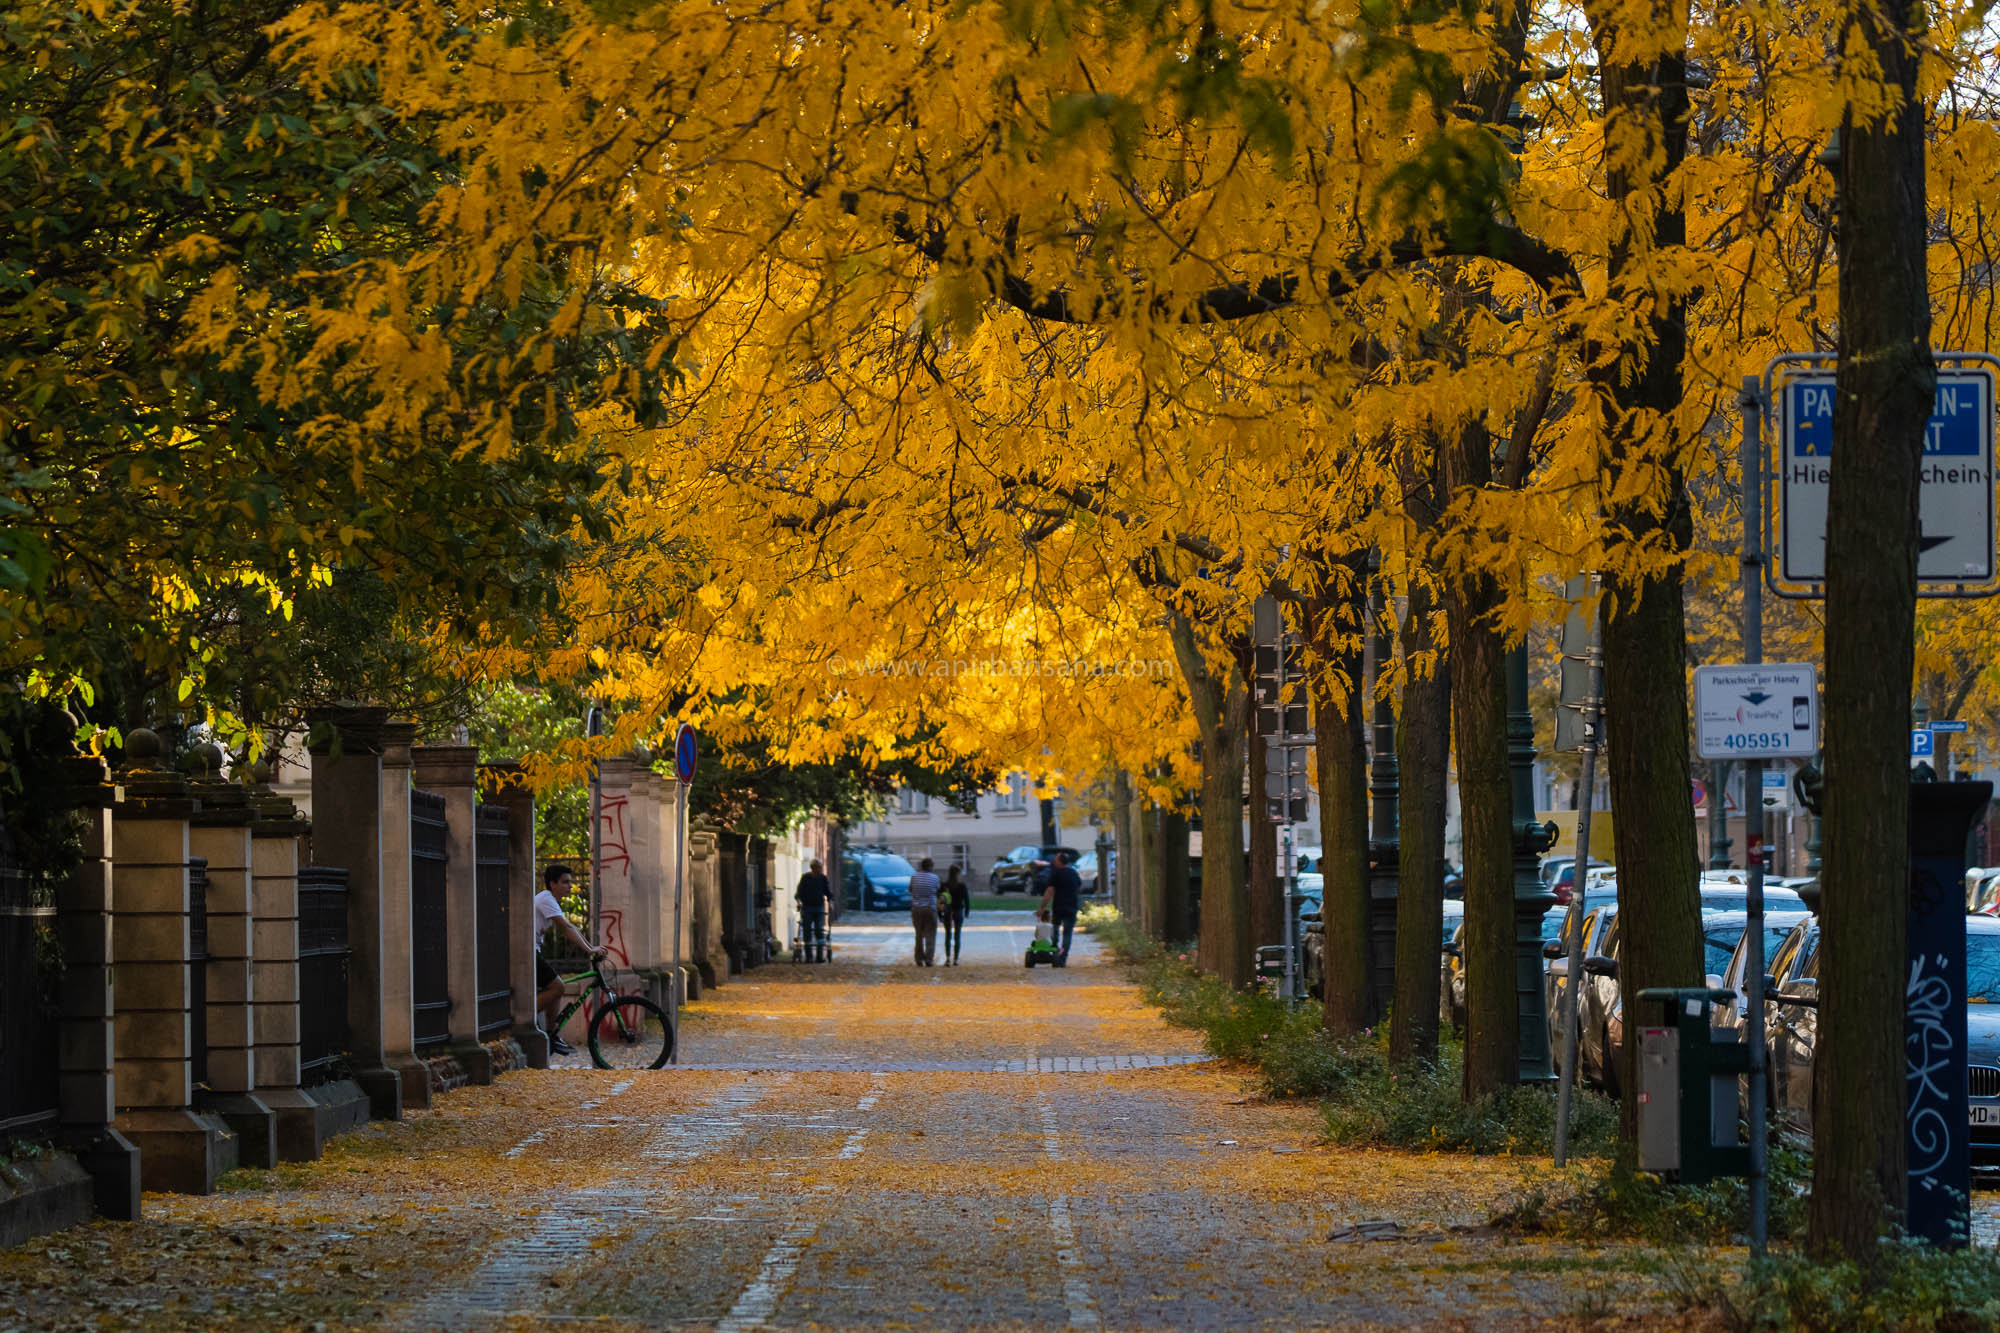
[{"left": 2, "top": 913, "right": 1665, "bottom": 1331}]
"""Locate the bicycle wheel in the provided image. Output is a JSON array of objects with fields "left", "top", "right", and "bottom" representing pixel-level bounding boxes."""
[{"left": 589, "top": 994, "right": 674, "bottom": 1069}]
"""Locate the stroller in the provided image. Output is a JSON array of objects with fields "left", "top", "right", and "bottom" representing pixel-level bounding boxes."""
[
  {"left": 1024, "top": 915, "right": 1062, "bottom": 968},
  {"left": 791, "top": 910, "right": 831, "bottom": 964}
]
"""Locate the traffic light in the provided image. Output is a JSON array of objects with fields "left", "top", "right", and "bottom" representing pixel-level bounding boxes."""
[
  {"left": 1252, "top": 596, "right": 1311, "bottom": 738},
  {"left": 1265, "top": 737, "right": 1310, "bottom": 823}
]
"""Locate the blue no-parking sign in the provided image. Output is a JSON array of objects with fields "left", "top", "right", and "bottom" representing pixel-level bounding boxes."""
[{"left": 675, "top": 723, "right": 698, "bottom": 784}]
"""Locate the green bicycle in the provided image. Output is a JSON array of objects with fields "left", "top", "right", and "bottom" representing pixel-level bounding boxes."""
[{"left": 550, "top": 960, "right": 675, "bottom": 1069}]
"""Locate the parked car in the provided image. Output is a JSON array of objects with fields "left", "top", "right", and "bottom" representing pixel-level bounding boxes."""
[
  {"left": 989, "top": 844, "right": 1082, "bottom": 894},
  {"left": 843, "top": 848, "right": 916, "bottom": 912},
  {"left": 1311, "top": 897, "right": 1458, "bottom": 1007},
  {"left": 1762, "top": 914, "right": 2000, "bottom": 1161},
  {"left": 1543, "top": 903, "right": 1617, "bottom": 1080},
  {"left": 1577, "top": 908, "right": 1631, "bottom": 1092},
  {"left": 1074, "top": 848, "right": 1117, "bottom": 896},
  {"left": 1763, "top": 916, "right": 1822, "bottom": 1138},
  {"left": 1968, "top": 868, "right": 2000, "bottom": 915},
  {"left": 1707, "top": 909, "right": 1811, "bottom": 1117},
  {"left": 1708, "top": 910, "right": 1812, "bottom": 1009},
  {"left": 1697, "top": 883, "right": 1809, "bottom": 914},
  {"left": 1442, "top": 921, "right": 1465, "bottom": 1031},
  {"left": 1545, "top": 858, "right": 1612, "bottom": 904}
]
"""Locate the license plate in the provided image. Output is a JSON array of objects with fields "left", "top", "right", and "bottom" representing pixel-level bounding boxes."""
[{"left": 1972, "top": 1105, "right": 1998, "bottom": 1126}]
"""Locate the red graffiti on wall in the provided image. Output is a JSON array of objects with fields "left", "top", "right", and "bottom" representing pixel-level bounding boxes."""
[
  {"left": 598, "top": 793, "right": 630, "bottom": 875},
  {"left": 597, "top": 907, "right": 633, "bottom": 971}
]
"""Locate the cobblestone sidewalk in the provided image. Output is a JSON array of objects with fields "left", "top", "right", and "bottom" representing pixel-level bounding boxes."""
[{"left": 1, "top": 912, "right": 1668, "bottom": 1331}]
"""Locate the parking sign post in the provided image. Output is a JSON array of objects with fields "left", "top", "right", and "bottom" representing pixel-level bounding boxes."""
[{"left": 1739, "top": 380, "right": 1771, "bottom": 1257}]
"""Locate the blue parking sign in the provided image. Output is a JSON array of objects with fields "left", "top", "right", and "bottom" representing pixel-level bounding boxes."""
[
  {"left": 1778, "top": 365, "right": 1997, "bottom": 587},
  {"left": 1913, "top": 728, "right": 1936, "bottom": 758}
]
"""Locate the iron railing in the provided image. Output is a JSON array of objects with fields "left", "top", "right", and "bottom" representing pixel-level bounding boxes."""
[
  {"left": 298, "top": 864, "right": 351, "bottom": 1084},
  {"left": 0, "top": 850, "right": 59, "bottom": 1136},
  {"left": 410, "top": 790, "right": 451, "bottom": 1049},
  {"left": 474, "top": 804, "right": 513, "bottom": 1039},
  {"left": 189, "top": 857, "right": 209, "bottom": 1089}
]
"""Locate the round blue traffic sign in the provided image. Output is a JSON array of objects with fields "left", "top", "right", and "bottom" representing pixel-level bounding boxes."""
[{"left": 675, "top": 723, "right": 698, "bottom": 783}]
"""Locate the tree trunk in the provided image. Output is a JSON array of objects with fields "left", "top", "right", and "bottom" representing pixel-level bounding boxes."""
[
  {"left": 1163, "top": 803, "right": 1194, "bottom": 945},
  {"left": 1312, "top": 576, "right": 1374, "bottom": 1032},
  {"left": 1810, "top": 2, "right": 1932, "bottom": 1261},
  {"left": 1440, "top": 424, "right": 1516, "bottom": 1099},
  {"left": 1392, "top": 575, "right": 1451, "bottom": 1067},
  {"left": 1112, "top": 770, "right": 1138, "bottom": 920},
  {"left": 1140, "top": 800, "right": 1166, "bottom": 939},
  {"left": 1582, "top": 0, "right": 1701, "bottom": 1141},
  {"left": 1169, "top": 613, "right": 1252, "bottom": 987},
  {"left": 1247, "top": 695, "right": 1282, "bottom": 958}
]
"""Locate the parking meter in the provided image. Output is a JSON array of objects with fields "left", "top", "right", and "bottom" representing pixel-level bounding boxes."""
[{"left": 1635, "top": 987, "right": 1751, "bottom": 1184}]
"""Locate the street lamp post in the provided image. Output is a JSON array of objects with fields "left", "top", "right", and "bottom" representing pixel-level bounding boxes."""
[
  {"left": 1508, "top": 645, "right": 1559, "bottom": 1082},
  {"left": 1366, "top": 577, "right": 1400, "bottom": 1021}
]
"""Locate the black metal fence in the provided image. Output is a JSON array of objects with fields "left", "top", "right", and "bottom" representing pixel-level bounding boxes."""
[
  {"left": 410, "top": 790, "right": 451, "bottom": 1050},
  {"left": 474, "top": 804, "right": 512, "bottom": 1039},
  {"left": 0, "top": 846, "right": 59, "bottom": 1137},
  {"left": 298, "top": 865, "right": 350, "bottom": 1085},
  {"left": 189, "top": 857, "right": 209, "bottom": 1090}
]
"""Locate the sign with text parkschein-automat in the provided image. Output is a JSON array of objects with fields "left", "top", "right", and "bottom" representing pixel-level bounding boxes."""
[{"left": 1779, "top": 369, "right": 1997, "bottom": 587}]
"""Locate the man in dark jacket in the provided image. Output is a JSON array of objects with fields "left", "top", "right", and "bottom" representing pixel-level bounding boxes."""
[
  {"left": 795, "top": 860, "right": 833, "bottom": 959},
  {"left": 1038, "top": 851, "right": 1084, "bottom": 967}
]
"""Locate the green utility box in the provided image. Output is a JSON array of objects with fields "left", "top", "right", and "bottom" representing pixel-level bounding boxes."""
[{"left": 1635, "top": 987, "right": 1751, "bottom": 1184}]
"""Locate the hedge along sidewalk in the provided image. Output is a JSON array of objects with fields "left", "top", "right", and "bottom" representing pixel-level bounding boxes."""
[{"left": 1086, "top": 909, "right": 1617, "bottom": 1158}]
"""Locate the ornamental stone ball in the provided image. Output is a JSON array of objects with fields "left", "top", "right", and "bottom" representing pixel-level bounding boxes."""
[
  {"left": 192, "top": 742, "right": 225, "bottom": 779},
  {"left": 123, "top": 727, "right": 164, "bottom": 764}
]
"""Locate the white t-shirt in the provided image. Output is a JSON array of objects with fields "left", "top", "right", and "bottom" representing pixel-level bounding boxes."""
[{"left": 534, "top": 889, "right": 567, "bottom": 953}]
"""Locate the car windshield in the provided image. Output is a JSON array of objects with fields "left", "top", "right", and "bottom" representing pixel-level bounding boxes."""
[
  {"left": 859, "top": 853, "right": 915, "bottom": 878},
  {"left": 1710, "top": 921, "right": 1801, "bottom": 982},
  {"left": 1541, "top": 892, "right": 1617, "bottom": 941},
  {"left": 1968, "top": 935, "right": 2000, "bottom": 1002},
  {"left": 1703, "top": 929, "right": 1747, "bottom": 977}
]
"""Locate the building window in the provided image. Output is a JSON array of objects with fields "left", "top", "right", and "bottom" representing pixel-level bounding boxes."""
[
  {"left": 994, "top": 777, "right": 1028, "bottom": 813},
  {"left": 899, "top": 788, "right": 929, "bottom": 815}
]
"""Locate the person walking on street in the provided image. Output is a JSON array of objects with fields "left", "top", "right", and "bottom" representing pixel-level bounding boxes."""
[
  {"left": 1038, "top": 851, "right": 1084, "bottom": 968},
  {"left": 795, "top": 859, "right": 833, "bottom": 960},
  {"left": 908, "top": 857, "right": 941, "bottom": 966},
  {"left": 939, "top": 865, "right": 969, "bottom": 965}
]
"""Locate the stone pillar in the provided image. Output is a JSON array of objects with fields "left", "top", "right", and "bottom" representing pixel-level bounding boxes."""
[
  {"left": 248, "top": 764, "right": 367, "bottom": 1160},
  {"left": 688, "top": 827, "right": 726, "bottom": 990},
  {"left": 625, "top": 767, "right": 663, "bottom": 977},
  {"left": 110, "top": 729, "right": 236, "bottom": 1194},
  {"left": 188, "top": 746, "right": 277, "bottom": 1168},
  {"left": 481, "top": 764, "right": 548, "bottom": 1068},
  {"left": 57, "top": 756, "right": 141, "bottom": 1220},
  {"left": 590, "top": 755, "right": 637, "bottom": 974},
  {"left": 664, "top": 778, "right": 694, "bottom": 1003},
  {"left": 378, "top": 723, "right": 425, "bottom": 1108},
  {"left": 309, "top": 707, "right": 424, "bottom": 1120},
  {"left": 411, "top": 744, "right": 491, "bottom": 1085}
]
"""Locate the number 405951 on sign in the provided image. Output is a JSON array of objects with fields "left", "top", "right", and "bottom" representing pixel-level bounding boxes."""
[{"left": 1694, "top": 663, "right": 1819, "bottom": 760}]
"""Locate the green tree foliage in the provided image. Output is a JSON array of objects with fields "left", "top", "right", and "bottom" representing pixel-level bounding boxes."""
[{"left": 0, "top": 0, "right": 670, "bottom": 723}]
